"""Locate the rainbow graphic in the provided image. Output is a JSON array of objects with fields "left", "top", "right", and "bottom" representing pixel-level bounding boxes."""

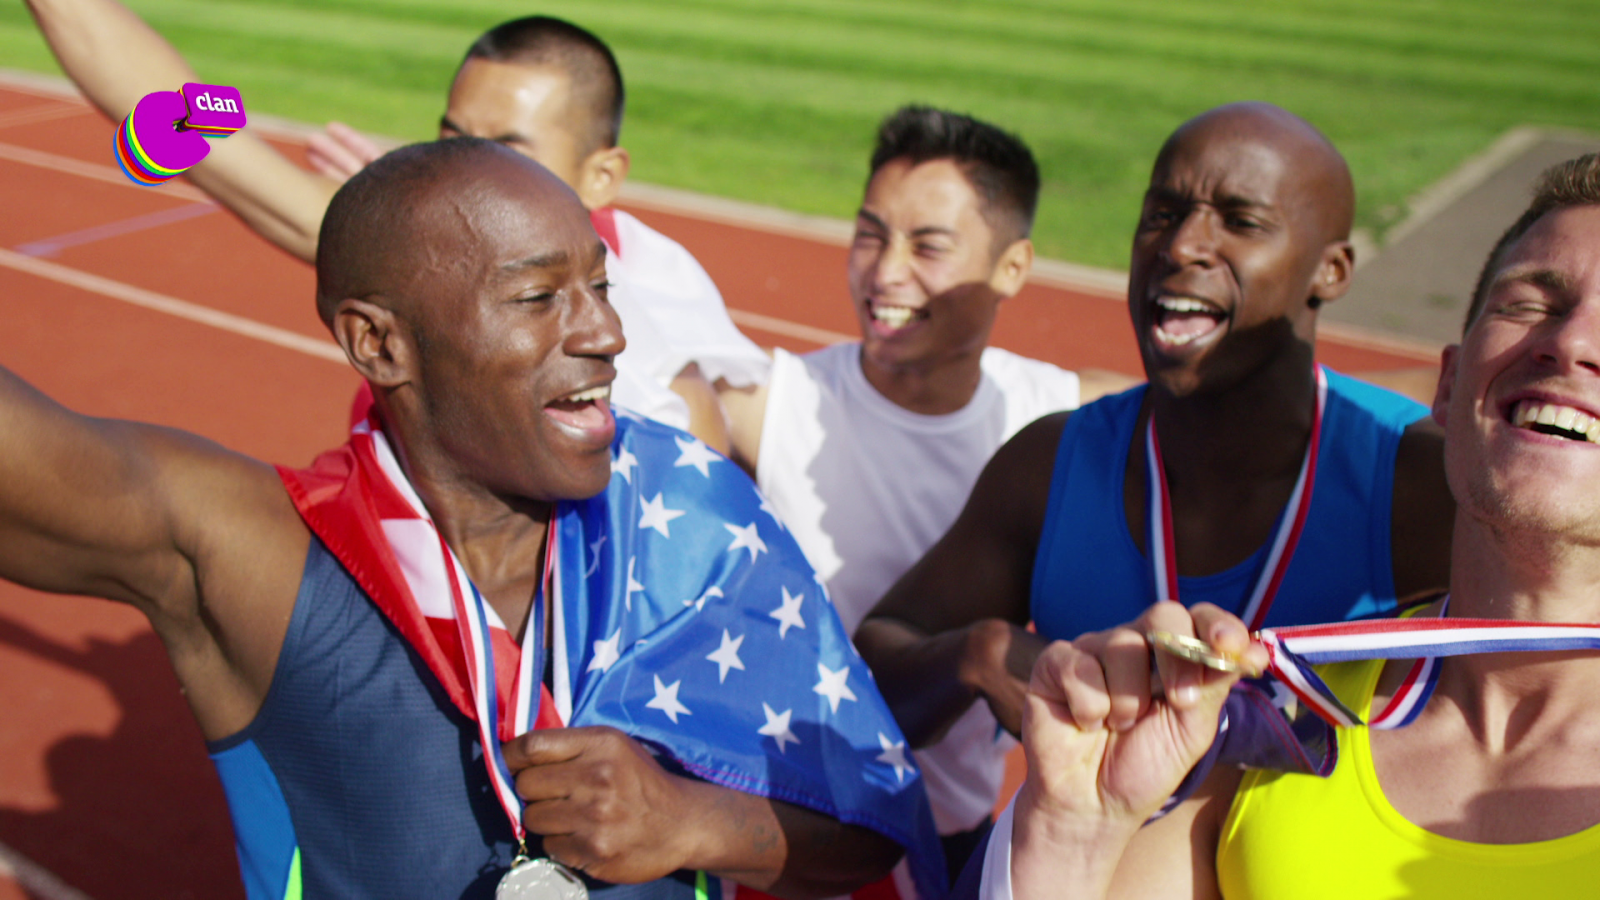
[{"left": 114, "top": 83, "right": 245, "bottom": 186}]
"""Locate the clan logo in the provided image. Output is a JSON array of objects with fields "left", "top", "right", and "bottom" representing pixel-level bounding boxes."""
[{"left": 115, "top": 83, "right": 246, "bottom": 186}]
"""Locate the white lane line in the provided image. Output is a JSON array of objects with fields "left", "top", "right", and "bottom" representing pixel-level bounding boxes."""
[
  {"left": 0, "top": 140, "right": 210, "bottom": 202},
  {"left": 0, "top": 840, "right": 94, "bottom": 900},
  {"left": 15, "top": 202, "right": 219, "bottom": 258},
  {"left": 726, "top": 308, "right": 851, "bottom": 347},
  {"left": 0, "top": 247, "right": 346, "bottom": 363},
  {"left": 0, "top": 95, "right": 1437, "bottom": 368},
  {"left": 0, "top": 102, "right": 90, "bottom": 132}
]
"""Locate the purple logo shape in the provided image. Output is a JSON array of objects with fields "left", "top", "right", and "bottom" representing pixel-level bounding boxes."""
[
  {"left": 127, "top": 90, "right": 211, "bottom": 175},
  {"left": 181, "top": 83, "right": 247, "bottom": 134},
  {"left": 116, "top": 83, "right": 246, "bottom": 186}
]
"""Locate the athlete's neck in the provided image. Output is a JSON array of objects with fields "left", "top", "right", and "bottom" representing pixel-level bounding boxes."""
[
  {"left": 859, "top": 344, "right": 984, "bottom": 415},
  {"left": 1146, "top": 349, "right": 1319, "bottom": 491},
  {"left": 384, "top": 418, "right": 551, "bottom": 639},
  {"left": 1438, "top": 513, "right": 1600, "bottom": 725},
  {"left": 1448, "top": 513, "right": 1600, "bottom": 624}
]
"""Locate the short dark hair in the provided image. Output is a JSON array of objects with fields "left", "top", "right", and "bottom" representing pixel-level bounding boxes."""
[
  {"left": 1465, "top": 153, "right": 1600, "bottom": 332},
  {"left": 463, "top": 16, "right": 625, "bottom": 152},
  {"left": 869, "top": 105, "right": 1041, "bottom": 247}
]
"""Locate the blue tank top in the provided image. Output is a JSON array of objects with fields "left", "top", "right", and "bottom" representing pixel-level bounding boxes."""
[
  {"left": 207, "top": 537, "right": 714, "bottom": 900},
  {"left": 1030, "top": 370, "right": 1426, "bottom": 640}
]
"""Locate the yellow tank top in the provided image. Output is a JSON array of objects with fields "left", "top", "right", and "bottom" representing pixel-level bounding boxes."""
[{"left": 1216, "top": 657, "right": 1600, "bottom": 898}]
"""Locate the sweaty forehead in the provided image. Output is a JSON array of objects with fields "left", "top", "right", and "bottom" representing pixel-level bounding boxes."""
[
  {"left": 406, "top": 156, "right": 596, "bottom": 283},
  {"left": 1150, "top": 136, "right": 1296, "bottom": 206},
  {"left": 865, "top": 159, "right": 981, "bottom": 217},
  {"left": 1150, "top": 107, "right": 1353, "bottom": 239},
  {"left": 447, "top": 60, "right": 580, "bottom": 144}
]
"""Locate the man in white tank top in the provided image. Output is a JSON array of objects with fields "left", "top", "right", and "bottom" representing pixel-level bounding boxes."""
[{"left": 721, "top": 106, "right": 1131, "bottom": 877}]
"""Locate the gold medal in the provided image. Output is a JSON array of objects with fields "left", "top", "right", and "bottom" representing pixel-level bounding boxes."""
[
  {"left": 1147, "top": 630, "right": 1255, "bottom": 675},
  {"left": 497, "top": 856, "right": 589, "bottom": 900}
]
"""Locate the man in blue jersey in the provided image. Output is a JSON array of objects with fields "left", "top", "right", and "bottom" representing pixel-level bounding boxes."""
[
  {"left": 0, "top": 139, "right": 936, "bottom": 899},
  {"left": 992, "top": 151, "right": 1600, "bottom": 900},
  {"left": 856, "top": 102, "right": 1455, "bottom": 748}
]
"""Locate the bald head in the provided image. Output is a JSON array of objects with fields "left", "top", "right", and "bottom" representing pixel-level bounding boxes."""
[
  {"left": 1158, "top": 102, "right": 1354, "bottom": 246},
  {"left": 1129, "top": 103, "right": 1359, "bottom": 395},
  {"left": 315, "top": 137, "right": 582, "bottom": 326}
]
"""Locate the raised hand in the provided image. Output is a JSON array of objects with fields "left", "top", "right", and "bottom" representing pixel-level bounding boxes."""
[
  {"left": 1009, "top": 602, "right": 1266, "bottom": 898},
  {"left": 305, "top": 121, "right": 384, "bottom": 183}
]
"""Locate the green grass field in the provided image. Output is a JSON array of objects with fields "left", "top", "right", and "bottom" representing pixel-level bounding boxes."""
[{"left": 3, "top": 0, "right": 1598, "bottom": 268}]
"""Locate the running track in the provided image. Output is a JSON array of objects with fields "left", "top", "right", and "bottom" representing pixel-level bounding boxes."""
[{"left": 0, "top": 78, "right": 1441, "bottom": 899}]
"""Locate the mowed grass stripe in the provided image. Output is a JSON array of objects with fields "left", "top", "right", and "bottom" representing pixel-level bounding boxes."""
[{"left": 0, "top": 0, "right": 1594, "bottom": 268}]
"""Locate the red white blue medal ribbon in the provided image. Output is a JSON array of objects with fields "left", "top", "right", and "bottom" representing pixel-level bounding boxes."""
[
  {"left": 441, "top": 525, "right": 557, "bottom": 849},
  {"left": 1256, "top": 598, "right": 1600, "bottom": 729},
  {"left": 1146, "top": 365, "right": 1327, "bottom": 630}
]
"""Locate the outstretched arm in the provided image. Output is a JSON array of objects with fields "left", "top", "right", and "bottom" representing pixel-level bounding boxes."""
[
  {"left": 854, "top": 413, "right": 1066, "bottom": 745},
  {"left": 26, "top": 0, "right": 339, "bottom": 263},
  {"left": 505, "top": 727, "right": 899, "bottom": 898},
  {"left": 0, "top": 360, "right": 306, "bottom": 736}
]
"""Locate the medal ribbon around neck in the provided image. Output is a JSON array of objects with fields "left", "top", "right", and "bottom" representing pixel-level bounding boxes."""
[
  {"left": 1257, "top": 597, "right": 1600, "bottom": 729},
  {"left": 441, "top": 523, "right": 558, "bottom": 851},
  {"left": 1146, "top": 364, "right": 1327, "bottom": 630}
]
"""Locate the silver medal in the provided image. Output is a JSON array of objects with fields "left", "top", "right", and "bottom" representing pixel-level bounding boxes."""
[{"left": 497, "top": 857, "right": 589, "bottom": 900}]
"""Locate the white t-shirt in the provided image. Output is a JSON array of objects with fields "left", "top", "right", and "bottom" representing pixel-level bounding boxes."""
[
  {"left": 598, "top": 208, "right": 771, "bottom": 429},
  {"left": 756, "top": 342, "right": 1081, "bottom": 834}
]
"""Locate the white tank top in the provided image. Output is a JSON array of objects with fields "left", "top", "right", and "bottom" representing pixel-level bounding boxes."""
[{"left": 757, "top": 342, "right": 1079, "bottom": 832}]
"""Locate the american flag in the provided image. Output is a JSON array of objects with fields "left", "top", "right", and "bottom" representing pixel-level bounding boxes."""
[
  {"left": 281, "top": 407, "right": 946, "bottom": 899},
  {"left": 555, "top": 412, "right": 944, "bottom": 898}
]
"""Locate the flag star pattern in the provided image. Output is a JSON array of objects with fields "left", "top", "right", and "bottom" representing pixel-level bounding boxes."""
[
  {"left": 876, "top": 734, "right": 911, "bottom": 784},
  {"left": 584, "top": 535, "right": 607, "bottom": 577},
  {"left": 673, "top": 435, "right": 722, "bottom": 478},
  {"left": 611, "top": 446, "right": 639, "bottom": 483},
  {"left": 588, "top": 628, "right": 622, "bottom": 674},
  {"left": 770, "top": 586, "right": 806, "bottom": 639},
  {"left": 706, "top": 629, "right": 746, "bottom": 682},
  {"left": 724, "top": 521, "right": 768, "bottom": 563},
  {"left": 759, "top": 703, "right": 800, "bottom": 754},
  {"left": 685, "top": 586, "right": 723, "bottom": 612},
  {"left": 813, "top": 662, "right": 857, "bottom": 714},
  {"left": 551, "top": 415, "right": 945, "bottom": 898},
  {"left": 646, "top": 675, "right": 692, "bottom": 723},
  {"left": 625, "top": 557, "right": 645, "bottom": 610},
  {"left": 639, "top": 492, "right": 687, "bottom": 538}
]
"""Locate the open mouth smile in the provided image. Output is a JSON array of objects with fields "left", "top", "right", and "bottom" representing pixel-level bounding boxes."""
[
  {"left": 1509, "top": 399, "right": 1600, "bottom": 444},
  {"left": 544, "top": 384, "right": 614, "bottom": 439},
  {"left": 1150, "top": 295, "right": 1228, "bottom": 349},
  {"left": 867, "top": 300, "right": 929, "bottom": 333}
]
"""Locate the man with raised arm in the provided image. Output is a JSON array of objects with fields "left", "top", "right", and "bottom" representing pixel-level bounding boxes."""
[
  {"left": 996, "top": 152, "right": 1600, "bottom": 899},
  {"left": 720, "top": 105, "right": 1129, "bottom": 877},
  {"left": 0, "top": 138, "right": 942, "bottom": 900},
  {"left": 855, "top": 102, "right": 1454, "bottom": 750},
  {"left": 25, "top": 1, "right": 766, "bottom": 448}
]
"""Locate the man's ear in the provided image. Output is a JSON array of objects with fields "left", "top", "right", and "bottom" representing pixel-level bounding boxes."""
[
  {"left": 332, "top": 297, "right": 413, "bottom": 387},
  {"left": 575, "top": 145, "right": 631, "bottom": 210},
  {"left": 1432, "top": 344, "right": 1460, "bottom": 428},
  {"left": 1309, "top": 240, "right": 1356, "bottom": 308},
  {"left": 989, "top": 237, "right": 1034, "bottom": 299}
]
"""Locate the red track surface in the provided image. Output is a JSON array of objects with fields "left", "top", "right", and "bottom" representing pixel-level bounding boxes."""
[{"left": 0, "top": 83, "right": 1436, "bottom": 898}]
